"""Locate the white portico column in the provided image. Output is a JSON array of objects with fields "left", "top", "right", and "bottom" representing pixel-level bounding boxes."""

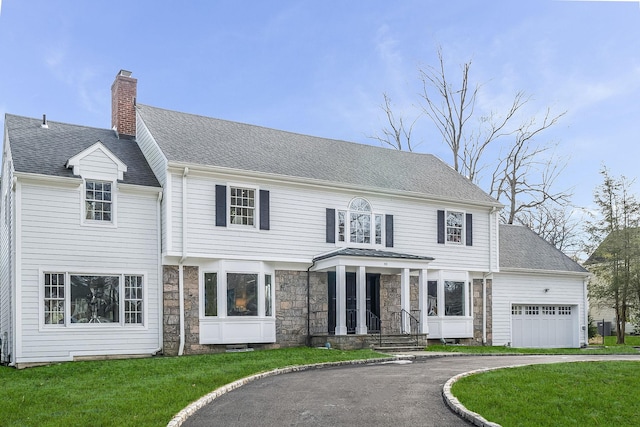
[
  {"left": 400, "top": 268, "right": 411, "bottom": 333},
  {"left": 418, "top": 269, "right": 429, "bottom": 334},
  {"left": 356, "top": 266, "right": 367, "bottom": 334},
  {"left": 335, "top": 265, "right": 348, "bottom": 335}
]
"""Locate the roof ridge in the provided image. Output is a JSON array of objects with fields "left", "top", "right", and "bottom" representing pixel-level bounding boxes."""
[
  {"left": 136, "top": 103, "right": 441, "bottom": 160},
  {"left": 6, "top": 113, "right": 114, "bottom": 134}
]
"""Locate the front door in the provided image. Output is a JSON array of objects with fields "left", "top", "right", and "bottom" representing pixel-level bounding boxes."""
[
  {"left": 328, "top": 272, "right": 379, "bottom": 335},
  {"left": 366, "top": 273, "right": 381, "bottom": 332}
]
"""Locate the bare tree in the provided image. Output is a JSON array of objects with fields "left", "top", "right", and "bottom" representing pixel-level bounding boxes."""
[
  {"left": 369, "top": 93, "right": 420, "bottom": 151},
  {"left": 489, "top": 109, "right": 570, "bottom": 225},
  {"left": 418, "top": 47, "right": 527, "bottom": 181},
  {"left": 371, "top": 48, "right": 574, "bottom": 249},
  {"left": 516, "top": 204, "right": 583, "bottom": 254}
]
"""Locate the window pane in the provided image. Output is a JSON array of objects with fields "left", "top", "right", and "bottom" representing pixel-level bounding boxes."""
[
  {"left": 338, "top": 211, "right": 346, "bottom": 242},
  {"left": 349, "top": 198, "right": 371, "bottom": 212},
  {"left": 446, "top": 211, "right": 464, "bottom": 243},
  {"left": 265, "top": 274, "right": 272, "bottom": 317},
  {"left": 427, "top": 280, "right": 438, "bottom": 316},
  {"left": 230, "top": 187, "right": 255, "bottom": 226},
  {"left": 204, "top": 273, "right": 218, "bottom": 316},
  {"left": 124, "top": 275, "right": 143, "bottom": 324},
  {"left": 444, "top": 280, "right": 465, "bottom": 316},
  {"left": 350, "top": 212, "right": 370, "bottom": 244},
  {"left": 70, "top": 275, "right": 120, "bottom": 323},
  {"left": 85, "top": 180, "right": 113, "bottom": 222},
  {"left": 44, "top": 273, "right": 65, "bottom": 325},
  {"left": 375, "top": 214, "right": 382, "bottom": 245},
  {"left": 227, "top": 273, "right": 258, "bottom": 316}
]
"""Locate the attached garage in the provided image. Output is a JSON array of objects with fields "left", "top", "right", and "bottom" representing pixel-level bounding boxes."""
[
  {"left": 511, "top": 304, "right": 579, "bottom": 348},
  {"left": 491, "top": 225, "right": 590, "bottom": 349}
]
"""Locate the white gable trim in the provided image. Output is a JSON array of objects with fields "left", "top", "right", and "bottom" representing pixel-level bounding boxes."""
[{"left": 66, "top": 141, "right": 128, "bottom": 180}]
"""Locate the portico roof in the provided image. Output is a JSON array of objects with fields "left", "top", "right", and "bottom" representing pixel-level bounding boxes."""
[{"left": 311, "top": 248, "right": 434, "bottom": 272}]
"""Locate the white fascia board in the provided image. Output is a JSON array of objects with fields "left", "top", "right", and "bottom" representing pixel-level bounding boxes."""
[
  {"left": 497, "top": 267, "right": 591, "bottom": 278},
  {"left": 166, "top": 161, "right": 503, "bottom": 210},
  {"left": 117, "top": 182, "right": 163, "bottom": 195},
  {"left": 66, "top": 141, "right": 128, "bottom": 180},
  {"left": 14, "top": 172, "right": 81, "bottom": 187},
  {"left": 311, "top": 255, "right": 432, "bottom": 272}
]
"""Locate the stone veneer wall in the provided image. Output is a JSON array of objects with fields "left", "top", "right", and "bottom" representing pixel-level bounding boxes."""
[
  {"left": 162, "top": 267, "right": 489, "bottom": 354},
  {"left": 163, "top": 265, "right": 233, "bottom": 356},
  {"left": 472, "top": 278, "right": 493, "bottom": 345}
]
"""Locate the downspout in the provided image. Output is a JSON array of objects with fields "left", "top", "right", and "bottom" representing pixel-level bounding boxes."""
[
  {"left": 583, "top": 277, "right": 589, "bottom": 347},
  {"left": 306, "top": 258, "right": 317, "bottom": 347},
  {"left": 155, "top": 190, "right": 163, "bottom": 355},
  {"left": 178, "top": 167, "right": 189, "bottom": 356}
]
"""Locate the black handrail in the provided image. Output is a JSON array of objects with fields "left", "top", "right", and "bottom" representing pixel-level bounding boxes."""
[
  {"left": 400, "top": 309, "right": 420, "bottom": 346},
  {"left": 366, "top": 310, "right": 382, "bottom": 346}
]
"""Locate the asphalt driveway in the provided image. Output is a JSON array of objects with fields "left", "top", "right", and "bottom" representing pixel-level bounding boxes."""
[{"left": 180, "top": 354, "right": 640, "bottom": 427}]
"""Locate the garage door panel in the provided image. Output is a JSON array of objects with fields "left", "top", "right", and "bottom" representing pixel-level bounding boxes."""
[{"left": 511, "top": 305, "right": 577, "bottom": 348}]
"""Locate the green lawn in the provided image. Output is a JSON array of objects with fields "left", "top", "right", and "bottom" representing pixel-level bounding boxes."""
[
  {"left": 603, "top": 335, "right": 640, "bottom": 346},
  {"left": 0, "top": 348, "right": 384, "bottom": 427},
  {"left": 452, "top": 361, "right": 640, "bottom": 427},
  {"left": 426, "top": 342, "right": 640, "bottom": 354}
]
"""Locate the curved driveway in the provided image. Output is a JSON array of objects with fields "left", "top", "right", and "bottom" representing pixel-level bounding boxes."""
[{"left": 181, "top": 354, "right": 640, "bottom": 427}]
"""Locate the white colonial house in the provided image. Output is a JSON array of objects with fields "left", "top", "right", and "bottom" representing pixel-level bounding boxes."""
[{"left": 0, "top": 70, "right": 589, "bottom": 367}]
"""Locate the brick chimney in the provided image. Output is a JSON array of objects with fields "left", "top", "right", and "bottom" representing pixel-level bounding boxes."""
[{"left": 111, "top": 70, "right": 137, "bottom": 139}]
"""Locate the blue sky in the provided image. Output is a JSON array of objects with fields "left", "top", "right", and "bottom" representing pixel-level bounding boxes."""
[{"left": 1, "top": 0, "right": 639, "bottom": 212}]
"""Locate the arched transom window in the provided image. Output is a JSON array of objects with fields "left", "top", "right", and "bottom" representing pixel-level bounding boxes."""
[{"left": 337, "top": 198, "right": 383, "bottom": 245}]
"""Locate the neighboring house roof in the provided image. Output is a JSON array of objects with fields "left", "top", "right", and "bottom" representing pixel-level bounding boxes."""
[
  {"left": 136, "top": 104, "right": 500, "bottom": 206},
  {"left": 313, "top": 248, "right": 435, "bottom": 263},
  {"left": 584, "top": 227, "right": 640, "bottom": 265},
  {"left": 4, "top": 114, "right": 160, "bottom": 187},
  {"left": 499, "top": 224, "right": 588, "bottom": 273}
]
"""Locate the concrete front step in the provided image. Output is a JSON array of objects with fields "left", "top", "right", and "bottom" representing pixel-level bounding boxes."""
[{"left": 373, "top": 345, "right": 425, "bottom": 352}]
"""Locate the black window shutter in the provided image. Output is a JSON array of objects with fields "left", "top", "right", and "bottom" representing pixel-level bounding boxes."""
[
  {"left": 215, "top": 185, "right": 227, "bottom": 227},
  {"left": 466, "top": 213, "right": 473, "bottom": 246},
  {"left": 326, "top": 208, "right": 335, "bottom": 243},
  {"left": 259, "top": 189, "right": 270, "bottom": 230},
  {"left": 385, "top": 214, "right": 394, "bottom": 248},
  {"left": 437, "top": 210, "right": 445, "bottom": 244}
]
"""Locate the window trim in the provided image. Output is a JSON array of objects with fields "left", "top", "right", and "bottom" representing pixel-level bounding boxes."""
[
  {"left": 81, "top": 179, "right": 117, "bottom": 228},
  {"left": 39, "top": 270, "right": 147, "bottom": 330},
  {"left": 335, "top": 197, "right": 386, "bottom": 247},
  {"left": 425, "top": 272, "right": 471, "bottom": 319},
  {"left": 200, "top": 263, "right": 275, "bottom": 319},
  {"left": 445, "top": 210, "right": 464, "bottom": 245}
]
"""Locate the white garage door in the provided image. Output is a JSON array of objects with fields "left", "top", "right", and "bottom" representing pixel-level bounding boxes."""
[{"left": 511, "top": 305, "right": 578, "bottom": 348}]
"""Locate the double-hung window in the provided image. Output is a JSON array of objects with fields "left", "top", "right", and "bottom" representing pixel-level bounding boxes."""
[
  {"left": 446, "top": 211, "right": 464, "bottom": 244},
  {"left": 85, "top": 180, "right": 112, "bottom": 222},
  {"left": 43, "top": 272, "right": 144, "bottom": 326},
  {"left": 230, "top": 187, "right": 255, "bottom": 226}
]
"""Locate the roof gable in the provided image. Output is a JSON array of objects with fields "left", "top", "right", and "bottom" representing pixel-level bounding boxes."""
[
  {"left": 66, "top": 141, "right": 128, "bottom": 180},
  {"left": 136, "top": 104, "right": 500, "bottom": 206},
  {"left": 499, "top": 224, "right": 588, "bottom": 274}
]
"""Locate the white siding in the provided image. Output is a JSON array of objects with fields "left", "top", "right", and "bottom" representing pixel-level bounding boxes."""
[
  {"left": 0, "top": 148, "right": 15, "bottom": 363},
  {"left": 16, "top": 180, "right": 160, "bottom": 363},
  {"left": 492, "top": 272, "right": 587, "bottom": 347},
  {"left": 172, "top": 172, "right": 494, "bottom": 272},
  {"left": 135, "top": 117, "right": 168, "bottom": 187},
  {"left": 78, "top": 150, "right": 119, "bottom": 179}
]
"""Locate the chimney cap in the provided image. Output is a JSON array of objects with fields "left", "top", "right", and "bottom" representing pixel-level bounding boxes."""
[{"left": 118, "top": 70, "right": 133, "bottom": 78}]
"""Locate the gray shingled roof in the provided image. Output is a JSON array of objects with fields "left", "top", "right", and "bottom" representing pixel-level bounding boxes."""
[
  {"left": 313, "top": 248, "right": 435, "bottom": 263},
  {"left": 5, "top": 114, "right": 160, "bottom": 187},
  {"left": 499, "top": 224, "right": 588, "bottom": 273},
  {"left": 137, "top": 104, "right": 499, "bottom": 205}
]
